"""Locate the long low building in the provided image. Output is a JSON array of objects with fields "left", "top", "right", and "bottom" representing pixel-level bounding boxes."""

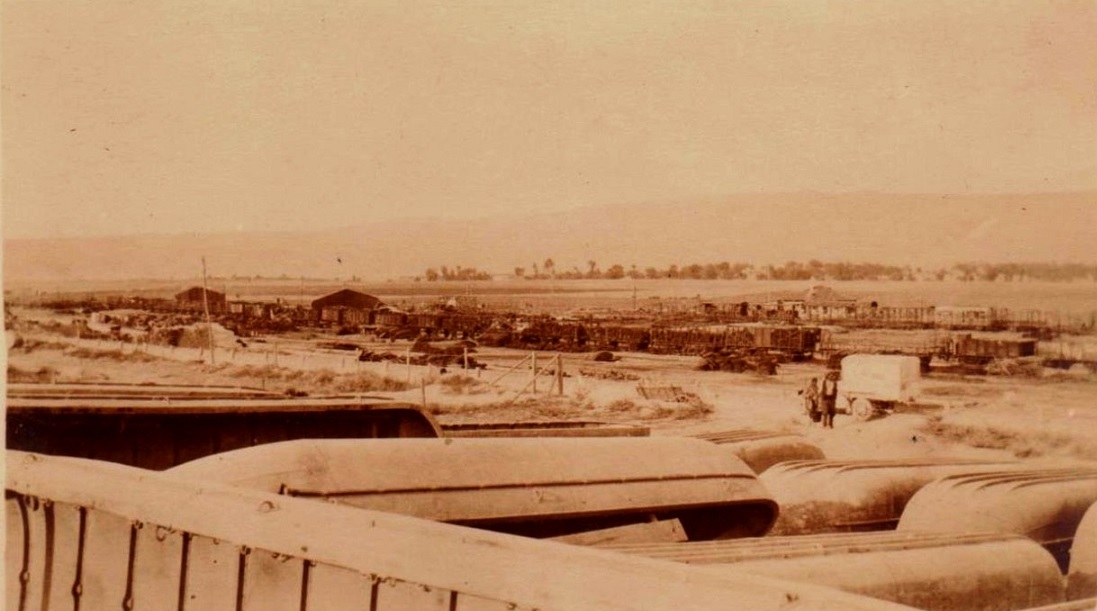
[{"left": 310, "top": 288, "right": 383, "bottom": 326}]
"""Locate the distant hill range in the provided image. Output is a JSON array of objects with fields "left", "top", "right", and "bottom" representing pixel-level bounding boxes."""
[{"left": 5, "top": 192, "right": 1095, "bottom": 283}]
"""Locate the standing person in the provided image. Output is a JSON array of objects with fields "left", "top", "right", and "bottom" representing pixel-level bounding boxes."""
[
  {"left": 821, "top": 371, "right": 839, "bottom": 428},
  {"left": 800, "top": 377, "right": 820, "bottom": 424}
]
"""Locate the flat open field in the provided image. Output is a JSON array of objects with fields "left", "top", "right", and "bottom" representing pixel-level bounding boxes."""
[
  {"left": 9, "top": 306, "right": 1097, "bottom": 466},
  {"left": 10, "top": 278, "right": 1097, "bottom": 316}
]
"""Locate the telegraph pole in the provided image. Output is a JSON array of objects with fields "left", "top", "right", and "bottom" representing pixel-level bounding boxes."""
[{"left": 201, "top": 257, "right": 216, "bottom": 364}]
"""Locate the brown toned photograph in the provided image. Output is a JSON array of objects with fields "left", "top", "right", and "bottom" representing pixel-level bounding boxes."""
[{"left": 3, "top": 2, "right": 1096, "bottom": 609}]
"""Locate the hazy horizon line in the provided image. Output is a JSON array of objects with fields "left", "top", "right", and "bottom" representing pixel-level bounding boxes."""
[
  {"left": 4, "top": 189, "right": 1094, "bottom": 242},
  {"left": 8, "top": 262, "right": 1097, "bottom": 289}
]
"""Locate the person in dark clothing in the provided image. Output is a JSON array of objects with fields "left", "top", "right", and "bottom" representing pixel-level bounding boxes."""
[
  {"left": 821, "top": 371, "right": 839, "bottom": 428},
  {"left": 800, "top": 377, "right": 820, "bottom": 424}
]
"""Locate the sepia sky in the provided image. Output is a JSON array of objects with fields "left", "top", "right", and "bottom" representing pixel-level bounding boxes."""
[{"left": 3, "top": 0, "right": 1096, "bottom": 239}]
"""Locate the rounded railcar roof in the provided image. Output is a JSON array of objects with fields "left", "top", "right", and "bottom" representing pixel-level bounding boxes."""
[
  {"left": 1068, "top": 501, "right": 1097, "bottom": 600},
  {"left": 693, "top": 430, "right": 826, "bottom": 473},
  {"left": 762, "top": 458, "right": 1017, "bottom": 490},
  {"left": 761, "top": 459, "right": 1021, "bottom": 535},
  {"left": 167, "top": 437, "right": 778, "bottom": 534},
  {"left": 168, "top": 436, "right": 761, "bottom": 494},
  {"left": 898, "top": 468, "right": 1097, "bottom": 536}
]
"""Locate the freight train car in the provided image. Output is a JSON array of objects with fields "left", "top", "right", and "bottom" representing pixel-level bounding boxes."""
[
  {"left": 934, "top": 306, "right": 999, "bottom": 330},
  {"left": 946, "top": 334, "right": 1039, "bottom": 365},
  {"left": 647, "top": 325, "right": 820, "bottom": 360}
]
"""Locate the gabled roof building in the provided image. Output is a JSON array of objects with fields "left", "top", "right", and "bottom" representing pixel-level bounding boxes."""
[{"left": 311, "top": 289, "right": 384, "bottom": 327}]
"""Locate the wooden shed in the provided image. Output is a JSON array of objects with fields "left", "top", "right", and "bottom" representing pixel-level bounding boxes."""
[
  {"left": 310, "top": 289, "right": 383, "bottom": 327},
  {"left": 174, "top": 287, "right": 227, "bottom": 313}
]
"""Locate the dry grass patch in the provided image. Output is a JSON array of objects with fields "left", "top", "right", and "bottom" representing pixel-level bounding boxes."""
[
  {"left": 921, "top": 415, "right": 1097, "bottom": 461},
  {"left": 63, "top": 346, "right": 163, "bottom": 363},
  {"left": 9, "top": 338, "right": 71, "bottom": 353},
  {"left": 7, "top": 365, "right": 59, "bottom": 383},
  {"left": 208, "top": 363, "right": 412, "bottom": 394},
  {"left": 438, "top": 375, "right": 489, "bottom": 395}
]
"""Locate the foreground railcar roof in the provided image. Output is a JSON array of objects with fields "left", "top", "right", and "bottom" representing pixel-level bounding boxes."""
[
  {"left": 6, "top": 450, "right": 915, "bottom": 611},
  {"left": 1069, "top": 501, "right": 1097, "bottom": 601},
  {"left": 598, "top": 531, "right": 1066, "bottom": 611},
  {"left": 898, "top": 467, "right": 1097, "bottom": 571},
  {"left": 761, "top": 458, "right": 1018, "bottom": 535},
  {"left": 6, "top": 385, "right": 444, "bottom": 469},
  {"left": 692, "top": 429, "right": 826, "bottom": 473},
  {"left": 167, "top": 437, "right": 780, "bottom": 540}
]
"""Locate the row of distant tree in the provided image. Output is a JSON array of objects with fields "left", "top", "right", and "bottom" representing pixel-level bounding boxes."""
[
  {"left": 422, "top": 266, "right": 492, "bottom": 282},
  {"left": 422, "top": 260, "right": 1097, "bottom": 282},
  {"left": 512, "top": 260, "right": 753, "bottom": 281}
]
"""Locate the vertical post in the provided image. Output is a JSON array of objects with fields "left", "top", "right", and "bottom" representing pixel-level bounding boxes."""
[
  {"left": 201, "top": 256, "right": 216, "bottom": 364},
  {"left": 421, "top": 377, "right": 427, "bottom": 409},
  {"left": 406, "top": 347, "right": 412, "bottom": 384},
  {"left": 531, "top": 351, "right": 537, "bottom": 395},
  {"left": 463, "top": 346, "right": 468, "bottom": 370},
  {"left": 556, "top": 353, "right": 564, "bottom": 396}
]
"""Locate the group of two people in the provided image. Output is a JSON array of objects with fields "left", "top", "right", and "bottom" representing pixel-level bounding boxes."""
[{"left": 803, "top": 372, "right": 838, "bottom": 428}]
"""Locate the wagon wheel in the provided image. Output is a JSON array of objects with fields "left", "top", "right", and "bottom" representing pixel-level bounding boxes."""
[{"left": 851, "top": 397, "right": 875, "bottom": 421}]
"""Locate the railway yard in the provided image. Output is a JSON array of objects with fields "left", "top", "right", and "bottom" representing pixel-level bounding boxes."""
[
  {"left": 7, "top": 0, "right": 1097, "bottom": 606},
  {"left": 5, "top": 283, "right": 1097, "bottom": 610}
]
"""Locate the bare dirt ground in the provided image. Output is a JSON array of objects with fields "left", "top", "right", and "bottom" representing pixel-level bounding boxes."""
[{"left": 7, "top": 306, "right": 1097, "bottom": 468}]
